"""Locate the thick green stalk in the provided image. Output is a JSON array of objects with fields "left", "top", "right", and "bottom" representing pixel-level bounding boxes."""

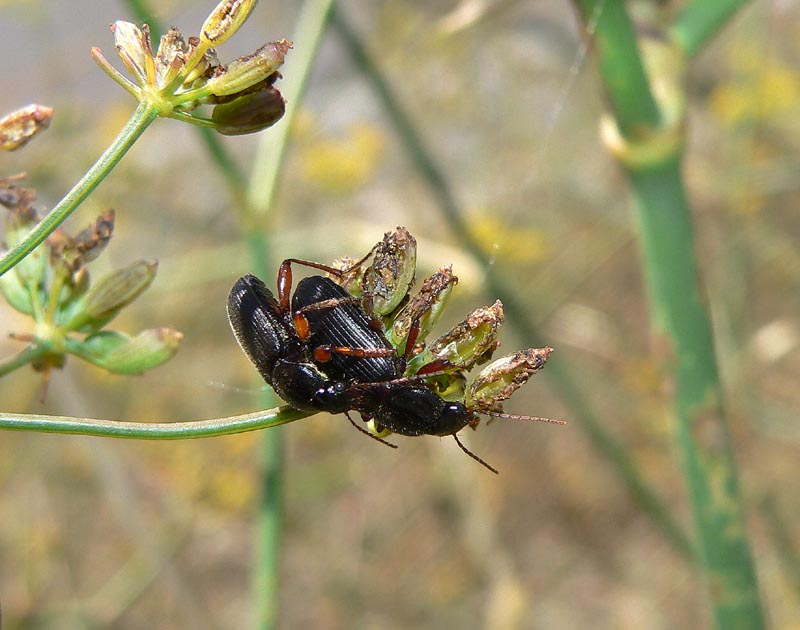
[
  {"left": 574, "top": 1, "right": 763, "bottom": 627},
  {"left": 330, "top": 4, "right": 693, "bottom": 560},
  {"left": 671, "top": 0, "right": 750, "bottom": 58},
  {"left": 572, "top": 0, "right": 661, "bottom": 136},
  {"left": 0, "top": 101, "right": 159, "bottom": 277},
  {"left": 631, "top": 156, "right": 763, "bottom": 630},
  {"left": 0, "top": 406, "right": 309, "bottom": 438}
]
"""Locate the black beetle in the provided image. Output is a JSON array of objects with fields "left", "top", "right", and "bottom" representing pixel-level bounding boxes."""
[{"left": 227, "top": 259, "right": 561, "bottom": 473}]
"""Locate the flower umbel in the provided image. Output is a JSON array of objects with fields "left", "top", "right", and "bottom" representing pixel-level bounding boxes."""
[
  {"left": 0, "top": 176, "right": 182, "bottom": 395},
  {"left": 91, "top": 0, "right": 290, "bottom": 135}
]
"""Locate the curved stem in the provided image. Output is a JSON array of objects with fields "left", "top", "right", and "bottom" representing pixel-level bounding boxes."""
[
  {"left": 671, "top": 0, "right": 749, "bottom": 58},
  {"left": 0, "top": 101, "right": 159, "bottom": 278},
  {"left": 0, "top": 406, "right": 310, "bottom": 439},
  {"left": 0, "top": 344, "right": 49, "bottom": 376}
]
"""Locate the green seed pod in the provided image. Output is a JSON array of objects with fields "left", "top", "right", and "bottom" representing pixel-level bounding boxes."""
[
  {"left": 429, "top": 300, "right": 504, "bottom": 370},
  {"left": 204, "top": 40, "right": 291, "bottom": 98},
  {"left": 201, "top": 0, "right": 258, "bottom": 47},
  {"left": 362, "top": 226, "right": 417, "bottom": 317},
  {"left": 79, "top": 328, "right": 183, "bottom": 374},
  {"left": 387, "top": 266, "right": 457, "bottom": 351},
  {"left": 72, "top": 260, "right": 158, "bottom": 332},
  {"left": 467, "top": 347, "right": 553, "bottom": 409},
  {"left": 212, "top": 87, "right": 285, "bottom": 135}
]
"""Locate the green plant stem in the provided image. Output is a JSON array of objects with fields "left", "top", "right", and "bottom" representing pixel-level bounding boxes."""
[
  {"left": 574, "top": 1, "right": 764, "bottom": 627},
  {"left": 671, "top": 0, "right": 750, "bottom": 58},
  {"left": 630, "top": 159, "right": 763, "bottom": 628},
  {"left": 0, "top": 406, "right": 309, "bottom": 438},
  {"left": 572, "top": 0, "right": 661, "bottom": 137},
  {"left": 330, "top": 4, "right": 694, "bottom": 561},
  {"left": 0, "top": 344, "right": 49, "bottom": 376},
  {"left": 0, "top": 101, "right": 159, "bottom": 278}
]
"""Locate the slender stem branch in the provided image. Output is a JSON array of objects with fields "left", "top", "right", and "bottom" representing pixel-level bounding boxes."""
[
  {"left": 0, "top": 344, "right": 49, "bottom": 376},
  {"left": 671, "top": 0, "right": 750, "bottom": 58},
  {"left": 0, "top": 101, "right": 159, "bottom": 278},
  {"left": 0, "top": 406, "right": 310, "bottom": 439}
]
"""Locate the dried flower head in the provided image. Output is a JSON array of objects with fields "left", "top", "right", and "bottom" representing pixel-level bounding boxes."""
[{"left": 91, "top": 1, "right": 290, "bottom": 135}]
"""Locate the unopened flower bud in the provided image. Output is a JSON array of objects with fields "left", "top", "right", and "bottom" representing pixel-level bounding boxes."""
[
  {"left": 204, "top": 40, "right": 291, "bottom": 97},
  {"left": 429, "top": 300, "right": 504, "bottom": 370},
  {"left": 76, "top": 260, "right": 157, "bottom": 331},
  {"left": 79, "top": 328, "right": 183, "bottom": 374},
  {"left": 0, "top": 266, "right": 34, "bottom": 315},
  {"left": 0, "top": 105, "right": 54, "bottom": 151},
  {"left": 467, "top": 347, "right": 553, "bottom": 409},
  {"left": 201, "top": 0, "right": 258, "bottom": 47},
  {"left": 212, "top": 87, "right": 285, "bottom": 135},
  {"left": 362, "top": 226, "right": 417, "bottom": 317},
  {"left": 387, "top": 266, "right": 456, "bottom": 350}
]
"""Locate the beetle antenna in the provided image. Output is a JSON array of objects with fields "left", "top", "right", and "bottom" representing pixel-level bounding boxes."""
[
  {"left": 481, "top": 410, "right": 566, "bottom": 425},
  {"left": 453, "top": 434, "right": 498, "bottom": 474},
  {"left": 345, "top": 411, "right": 398, "bottom": 449}
]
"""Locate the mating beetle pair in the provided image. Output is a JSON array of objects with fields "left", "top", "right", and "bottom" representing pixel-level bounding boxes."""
[{"left": 227, "top": 229, "right": 562, "bottom": 473}]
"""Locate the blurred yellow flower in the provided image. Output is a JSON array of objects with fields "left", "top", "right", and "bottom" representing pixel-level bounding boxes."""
[
  {"left": 469, "top": 213, "right": 551, "bottom": 264},
  {"left": 708, "top": 48, "right": 800, "bottom": 125},
  {"left": 299, "top": 121, "right": 385, "bottom": 195}
]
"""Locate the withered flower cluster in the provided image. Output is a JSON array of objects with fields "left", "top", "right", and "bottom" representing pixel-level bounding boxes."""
[
  {"left": 332, "top": 227, "right": 553, "bottom": 435},
  {"left": 92, "top": 0, "right": 290, "bottom": 135},
  {"left": 0, "top": 175, "right": 181, "bottom": 393}
]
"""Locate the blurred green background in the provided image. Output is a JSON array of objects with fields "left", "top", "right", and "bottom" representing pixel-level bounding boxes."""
[{"left": 1, "top": 1, "right": 799, "bottom": 628}]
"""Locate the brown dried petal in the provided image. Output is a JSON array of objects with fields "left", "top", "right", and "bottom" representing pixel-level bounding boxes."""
[{"left": 73, "top": 209, "right": 115, "bottom": 263}]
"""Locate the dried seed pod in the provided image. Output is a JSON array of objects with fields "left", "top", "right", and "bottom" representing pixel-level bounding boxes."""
[
  {"left": 467, "top": 347, "right": 553, "bottom": 410},
  {"left": 0, "top": 105, "right": 53, "bottom": 151},
  {"left": 428, "top": 300, "right": 504, "bottom": 370},
  {"left": 201, "top": 0, "right": 258, "bottom": 47},
  {"left": 387, "top": 265, "right": 457, "bottom": 351},
  {"left": 361, "top": 226, "right": 417, "bottom": 317}
]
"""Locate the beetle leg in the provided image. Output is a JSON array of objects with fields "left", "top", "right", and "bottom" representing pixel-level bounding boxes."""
[
  {"left": 345, "top": 411, "right": 398, "bottom": 449},
  {"left": 453, "top": 433, "right": 498, "bottom": 474},
  {"left": 313, "top": 344, "right": 396, "bottom": 363}
]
